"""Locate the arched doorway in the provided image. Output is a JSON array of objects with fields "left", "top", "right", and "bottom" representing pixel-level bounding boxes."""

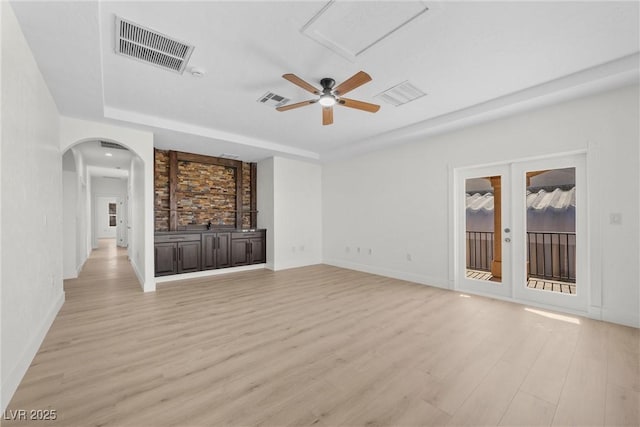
[{"left": 60, "top": 117, "right": 155, "bottom": 291}]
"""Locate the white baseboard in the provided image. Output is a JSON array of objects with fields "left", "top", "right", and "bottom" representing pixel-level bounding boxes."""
[
  {"left": 1, "top": 291, "right": 65, "bottom": 412},
  {"left": 324, "top": 259, "right": 449, "bottom": 290},
  {"left": 155, "top": 264, "right": 267, "bottom": 284},
  {"left": 602, "top": 308, "right": 640, "bottom": 328},
  {"left": 75, "top": 256, "right": 87, "bottom": 277},
  {"left": 130, "top": 258, "right": 145, "bottom": 291}
]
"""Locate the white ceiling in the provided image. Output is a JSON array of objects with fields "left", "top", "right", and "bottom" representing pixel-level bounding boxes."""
[
  {"left": 10, "top": 1, "right": 640, "bottom": 162},
  {"left": 74, "top": 140, "right": 132, "bottom": 177}
]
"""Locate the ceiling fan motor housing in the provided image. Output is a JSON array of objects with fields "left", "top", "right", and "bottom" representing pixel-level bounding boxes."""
[{"left": 320, "top": 78, "right": 336, "bottom": 92}]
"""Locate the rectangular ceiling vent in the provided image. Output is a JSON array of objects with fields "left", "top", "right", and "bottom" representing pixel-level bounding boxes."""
[
  {"left": 115, "top": 16, "right": 194, "bottom": 74},
  {"left": 100, "top": 141, "right": 128, "bottom": 151},
  {"left": 375, "top": 81, "right": 426, "bottom": 107},
  {"left": 219, "top": 153, "right": 240, "bottom": 160},
  {"left": 257, "top": 92, "right": 290, "bottom": 108}
]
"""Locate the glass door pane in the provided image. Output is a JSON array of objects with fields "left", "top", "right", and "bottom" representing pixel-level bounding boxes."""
[
  {"left": 525, "top": 168, "right": 576, "bottom": 294},
  {"left": 465, "top": 176, "right": 502, "bottom": 283}
]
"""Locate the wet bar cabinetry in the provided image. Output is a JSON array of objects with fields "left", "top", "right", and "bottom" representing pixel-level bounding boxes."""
[
  {"left": 154, "top": 233, "right": 202, "bottom": 276},
  {"left": 155, "top": 229, "right": 266, "bottom": 277},
  {"left": 202, "top": 232, "right": 231, "bottom": 270},
  {"left": 230, "top": 232, "right": 266, "bottom": 267}
]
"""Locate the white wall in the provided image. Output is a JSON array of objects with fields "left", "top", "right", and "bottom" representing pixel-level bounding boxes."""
[
  {"left": 1, "top": 2, "right": 64, "bottom": 410},
  {"left": 257, "top": 157, "right": 275, "bottom": 269},
  {"left": 323, "top": 84, "right": 639, "bottom": 327},
  {"left": 62, "top": 170, "right": 77, "bottom": 279},
  {"left": 60, "top": 117, "right": 154, "bottom": 291},
  {"left": 129, "top": 156, "right": 146, "bottom": 286},
  {"left": 258, "top": 157, "right": 322, "bottom": 271}
]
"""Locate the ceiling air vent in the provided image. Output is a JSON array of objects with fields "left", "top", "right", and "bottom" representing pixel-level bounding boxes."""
[
  {"left": 115, "top": 16, "right": 194, "bottom": 74},
  {"left": 375, "top": 81, "right": 426, "bottom": 107},
  {"left": 219, "top": 153, "right": 240, "bottom": 160},
  {"left": 257, "top": 92, "right": 290, "bottom": 108},
  {"left": 100, "top": 141, "right": 128, "bottom": 150}
]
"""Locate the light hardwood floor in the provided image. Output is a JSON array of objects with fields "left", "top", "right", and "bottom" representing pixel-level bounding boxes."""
[{"left": 5, "top": 239, "right": 639, "bottom": 426}]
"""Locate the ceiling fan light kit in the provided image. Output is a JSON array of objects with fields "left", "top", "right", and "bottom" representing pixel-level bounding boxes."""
[{"left": 277, "top": 71, "right": 380, "bottom": 125}]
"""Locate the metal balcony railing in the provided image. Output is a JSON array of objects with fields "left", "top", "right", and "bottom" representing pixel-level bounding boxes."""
[
  {"left": 465, "top": 231, "right": 576, "bottom": 283},
  {"left": 466, "top": 231, "right": 494, "bottom": 272},
  {"left": 527, "top": 232, "right": 576, "bottom": 283}
]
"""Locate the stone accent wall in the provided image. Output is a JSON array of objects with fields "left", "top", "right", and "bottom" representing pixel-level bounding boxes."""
[
  {"left": 154, "top": 150, "right": 170, "bottom": 231},
  {"left": 242, "top": 164, "right": 251, "bottom": 229},
  {"left": 154, "top": 149, "right": 255, "bottom": 231}
]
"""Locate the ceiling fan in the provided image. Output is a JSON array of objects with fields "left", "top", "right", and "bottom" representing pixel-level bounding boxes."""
[{"left": 277, "top": 71, "right": 380, "bottom": 125}]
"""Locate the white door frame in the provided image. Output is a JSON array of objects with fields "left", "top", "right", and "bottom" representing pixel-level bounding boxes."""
[
  {"left": 453, "top": 151, "right": 588, "bottom": 314},
  {"left": 93, "top": 194, "right": 119, "bottom": 247},
  {"left": 511, "top": 153, "right": 588, "bottom": 312},
  {"left": 455, "top": 164, "right": 512, "bottom": 299}
]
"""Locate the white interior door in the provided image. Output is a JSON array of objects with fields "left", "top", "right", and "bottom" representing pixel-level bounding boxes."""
[
  {"left": 96, "top": 196, "right": 117, "bottom": 239},
  {"left": 116, "top": 197, "right": 128, "bottom": 247}
]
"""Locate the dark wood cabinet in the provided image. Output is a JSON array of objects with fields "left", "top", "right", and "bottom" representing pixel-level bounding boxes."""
[
  {"left": 155, "top": 242, "right": 177, "bottom": 276},
  {"left": 154, "top": 233, "right": 201, "bottom": 276},
  {"left": 249, "top": 237, "right": 265, "bottom": 264},
  {"left": 231, "top": 238, "right": 250, "bottom": 266},
  {"left": 231, "top": 231, "right": 266, "bottom": 267},
  {"left": 155, "top": 230, "right": 265, "bottom": 277},
  {"left": 202, "top": 232, "right": 231, "bottom": 270},
  {"left": 177, "top": 241, "right": 201, "bottom": 273}
]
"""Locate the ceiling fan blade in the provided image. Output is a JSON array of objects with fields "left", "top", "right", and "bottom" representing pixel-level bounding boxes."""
[
  {"left": 282, "top": 74, "right": 320, "bottom": 95},
  {"left": 339, "top": 98, "right": 380, "bottom": 113},
  {"left": 276, "top": 100, "right": 316, "bottom": 111},
  {"left": 322, "top": 106, "right": 334, "bottom": 126},
  {"left": 333, "top": 71, "right": 372, "bottom": 95}
]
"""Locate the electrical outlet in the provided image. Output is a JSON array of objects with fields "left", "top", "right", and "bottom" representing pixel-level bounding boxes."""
[
  {"left": 406, "top": 253, "right": 412, "bottom": 261},
  {"left": 357, "top": 247, "right": 361, "bottom": 254},
  {"left": 610, "top": 213, "right": 622, "bottom": 225},
  {"left": 368, "top": 248, "right": 372, "bottom": 255}
]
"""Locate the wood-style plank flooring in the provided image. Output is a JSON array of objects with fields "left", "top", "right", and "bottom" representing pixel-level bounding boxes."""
[{"left": 5, "top": 239, "right": 639, "bottom": 426}]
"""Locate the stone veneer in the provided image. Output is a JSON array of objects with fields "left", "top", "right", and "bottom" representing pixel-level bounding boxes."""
[{"left": 154, "top": 149, "right": 253, "bottom": 231}]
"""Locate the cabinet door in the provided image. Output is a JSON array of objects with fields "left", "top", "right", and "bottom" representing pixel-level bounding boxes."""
[
  {"left": 231, "top": 239, "right": 249, "bottom": 266},
  {"left": 217, "top": 232, "right": 231, "bottom": 268},
  {"left": 249, "top": 237, "right": 266, "bottom": 264},
  {"left": 155, "top": 243, "right": 177, "bottom": 276},
  {"left": 178, "top": 241, "right": 201, "bottom": 273},
  {"left": 201, "top": 234, "right": 216, "bottom": 270}
]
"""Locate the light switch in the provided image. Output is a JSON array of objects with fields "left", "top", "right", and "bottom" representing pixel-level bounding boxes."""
[{"left": 610, "top": 213, "right": 622, "bottom": 225}]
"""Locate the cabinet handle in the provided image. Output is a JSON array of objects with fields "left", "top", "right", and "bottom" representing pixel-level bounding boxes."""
[
  {"left": 173, "top": 247, "right": 176, "bottom": 261},
  {"left": 179, "top": 247, "right": 182, "bottom": 261},
  {"left": 216, "top": 236, "right": 219, "bottom": 250}
]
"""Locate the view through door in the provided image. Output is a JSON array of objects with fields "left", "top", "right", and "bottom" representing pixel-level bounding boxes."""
[
  {"left": 457, "top": 154, "right": 586, "bottom": 312},
  {"left": 458, "top": 164, "right": 512, "bottom": 298}
]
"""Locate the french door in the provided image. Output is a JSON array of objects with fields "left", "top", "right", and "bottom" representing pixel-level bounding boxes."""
[{"left": 456, "top": 154, "right": 587, "bottom": 312}]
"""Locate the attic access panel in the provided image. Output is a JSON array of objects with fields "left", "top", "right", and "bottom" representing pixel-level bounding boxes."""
[{"left": 301, "top": 0, "right": 431, "bottom": 61}]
